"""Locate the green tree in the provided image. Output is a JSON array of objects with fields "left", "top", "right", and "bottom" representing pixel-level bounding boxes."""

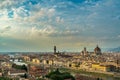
[
  {"left": 46, "top": 68, "right": 75, "bottom": 80},
  {"left": 0, "top": 77, "right": 11, "bottom": 80},
  {"left": 12, "top": 64, "right": 27, "bottom": 71}
]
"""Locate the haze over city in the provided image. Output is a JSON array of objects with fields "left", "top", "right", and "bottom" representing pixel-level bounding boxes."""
[{"left": 0, "top": 0, "right": 120, "bottom": 52}]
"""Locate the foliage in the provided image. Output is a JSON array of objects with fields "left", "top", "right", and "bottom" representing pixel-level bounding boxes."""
[
  {"left": 0, "top": 77, "right": 11, "bottom": 80},
  {"left": 12, "top": 64, "right": 27, "bottom": 71},
  {"left": 20, "top": 73, "right": 28, "bottom": 79},
  {"left": 36, "top": 78, "right": 46, "bottom": 80},
  {"left": 46, "top": 68, "right": 75, "bottom": 80}
]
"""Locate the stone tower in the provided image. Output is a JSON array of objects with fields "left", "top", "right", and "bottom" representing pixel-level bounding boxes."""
[{"left": 54, "top": 46, "right": 56, "bottom": 54}]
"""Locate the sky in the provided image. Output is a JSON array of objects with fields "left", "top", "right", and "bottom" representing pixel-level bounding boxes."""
[{"left": 0, "top": 0, "right": 120, "bottom": 52}]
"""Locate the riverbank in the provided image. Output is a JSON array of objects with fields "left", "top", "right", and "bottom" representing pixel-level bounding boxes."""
[{"left": 59, "top": 68, "right": 120, "bottom": 80}]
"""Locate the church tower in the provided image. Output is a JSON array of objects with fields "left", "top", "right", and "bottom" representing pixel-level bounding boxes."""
[
  {"left": 54, "top": 46, "right": 56, "bottom": 54},
  {"left": 81, "top": 47, "right": 88, "bottom": 56},
  {"left": 84, "top": 47, "right": 87, "bottom": 54}
]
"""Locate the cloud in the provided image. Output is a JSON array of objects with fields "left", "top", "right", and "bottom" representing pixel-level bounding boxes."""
[
  {"left": 13, "top": 6, "right": 30, "bottom": 18},
  {"left": 56, "top": 16, "right": 64, "bottom": 23},
  {"left": 0, "top": 9, "right": 9, "bottom": 20},
  {"left": 0, "top": 0, "right": 15, "bottom": 9},
  {"left": 0, "top": 25, "right": 80, "bottom": 40},
  {"left": 0, "top": 26, "right": 11, "bottom": 34},
  {"left": 0, "top": 0, "right": 24, "bottom": 10},
  {"left": 0, "top": 25, "right": 56, "bottom": 39},
  {"left": 29, "top": 25, "right": 56, "bottom": 38}
]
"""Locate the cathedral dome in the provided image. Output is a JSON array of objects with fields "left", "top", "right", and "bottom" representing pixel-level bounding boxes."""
[
  {"left": 94, "top": 45, "right": 102, "bottom": 55},
  {"left": 94, "top": 45, "right": 101, "bottom": 51}
]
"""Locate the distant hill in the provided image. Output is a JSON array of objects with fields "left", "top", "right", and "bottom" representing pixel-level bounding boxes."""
[{"left": 108, "top": 46, "right": 120, "bottom": 52}]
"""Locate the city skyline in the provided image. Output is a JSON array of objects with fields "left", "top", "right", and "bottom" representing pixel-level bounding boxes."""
[{"left": 0, "top": 0, "right": 120, "bottom": 52}]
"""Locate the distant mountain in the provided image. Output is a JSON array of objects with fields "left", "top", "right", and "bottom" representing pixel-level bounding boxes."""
[{"left": 108, "top": 46, "right": 120, "bottom": 52}]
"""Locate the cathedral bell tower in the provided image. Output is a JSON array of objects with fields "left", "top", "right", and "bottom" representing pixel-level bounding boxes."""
[{"left": 54, "top": 46, "right": 56, "bottom": 54}]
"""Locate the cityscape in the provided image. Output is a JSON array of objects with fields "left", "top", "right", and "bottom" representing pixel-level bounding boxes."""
[
  {"left": 0, "top": 0, "right": 120, "bottom": 80},
  {"left": 0, "top": 46, "right": 120, "bottom": 80}
]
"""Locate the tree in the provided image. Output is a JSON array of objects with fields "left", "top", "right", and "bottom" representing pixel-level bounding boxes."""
[
  {"left": 12, "top": 64, "right": 27, "bottom": 71},
  {"left": 0, "top": 77, "right": 11, "bottom": 80},
  {"left": 46, "top": 68, "right": 75, "bottom": 80},
  {"left": 24, "top": 73, "right": 28, "bottom": 79},
  {"left": 21, "top": 65, "right": 28, "bottom": 72}
]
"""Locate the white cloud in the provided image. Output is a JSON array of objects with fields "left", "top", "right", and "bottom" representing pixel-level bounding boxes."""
[
  {"left": 0, "top": 0, "right": 24, "bottom": 9},
  {"left": 13, "top": 6, "right": 29, "bottom": 18},
  {"left": 0, "top": 24, "right": 80, "bottom": 40},
  {"left": 0, "top": 25, "right": 56, "bottom": 39},
  {"left": 56, "top": 16, "right": 64, "bottom": 23},
  {"left": 0, "top": 26, "right": 11, "bottom": 34},
  {"left": 29, "top": 25, "right": 56, "bottom": 38},
  {"left": 48, "top": 8, "right": 55, "bottom": 17},
  {"left": 0, "top": 9, "right": 10, "bottom": 20},
  {"left": 0, "top": 0, "right": 15, "bottom": 9},
  {"left": 21, "top": 7, "right": 56, "bottom": 23}
]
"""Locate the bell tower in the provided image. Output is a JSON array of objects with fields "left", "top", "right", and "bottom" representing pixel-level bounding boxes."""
[{"left": 54, "top": 46, "right": 56, "bottom": 54}]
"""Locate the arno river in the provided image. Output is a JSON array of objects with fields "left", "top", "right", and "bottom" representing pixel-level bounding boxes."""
[{"left": 60, "top": 68, "right": 120, "bottom": 80}]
